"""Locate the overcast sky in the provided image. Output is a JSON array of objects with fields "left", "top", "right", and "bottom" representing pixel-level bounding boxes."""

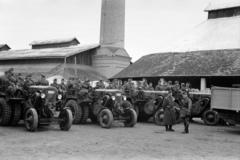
[{"left": 0, "top": 0, "right": 213, "bottom": 61}]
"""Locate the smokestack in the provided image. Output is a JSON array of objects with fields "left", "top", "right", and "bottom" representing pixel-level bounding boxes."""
[
  {"left": 93, "top": 0, "right": 131, "bottom": 78},
  {"left": 100, "top": 0, "right": 125, "bottom": 48}
]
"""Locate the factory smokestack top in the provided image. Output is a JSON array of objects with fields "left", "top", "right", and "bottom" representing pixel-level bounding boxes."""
[{"left": 100, "top": 0, "right": 125, "bottom": 48}]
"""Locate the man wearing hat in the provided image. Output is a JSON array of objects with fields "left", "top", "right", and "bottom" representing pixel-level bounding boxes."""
[{"left": 179, "top": 91, "right": 192, "bottom": 133}]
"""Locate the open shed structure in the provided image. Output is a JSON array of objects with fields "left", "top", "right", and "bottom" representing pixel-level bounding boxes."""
[
  {"left": 113, "top": 0, "right": 240, "bottom": 90},
  {"left": 0, "top": 39, "right": 107, "bottom": 81}
]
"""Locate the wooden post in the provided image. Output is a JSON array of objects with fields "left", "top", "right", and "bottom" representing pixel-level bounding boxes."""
[{"left": 201, "top": 78, "right": 206, "bottom": 91}]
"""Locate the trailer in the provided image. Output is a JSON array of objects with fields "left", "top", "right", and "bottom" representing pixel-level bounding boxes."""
[{"left": 211, "top": 87, "right": 240, "bottom": 124}]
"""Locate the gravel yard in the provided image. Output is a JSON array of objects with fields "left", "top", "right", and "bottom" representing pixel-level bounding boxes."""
[{"left": 0, "top": 120, "right": 240, "bottom": 160}]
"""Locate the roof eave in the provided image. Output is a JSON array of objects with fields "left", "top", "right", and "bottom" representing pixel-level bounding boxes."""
[{"left": 0, "top": 56, "right": 65, "bottom": 61}]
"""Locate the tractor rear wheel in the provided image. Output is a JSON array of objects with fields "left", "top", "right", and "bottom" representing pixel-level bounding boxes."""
[
  {"left": 143, "top": 100, "right": 156, "bottom": 116},
  {"left": 0, "top": 98, "right": 12, "bottom": 126},
  {"left": 124, "top": 108, "right": 137, "bottom": 127},
  {"left": 9, "top": 103, "right": 22, "bottom": 126},
  {"left": 65, "top": 100, "right": 82, "bottom": 124},
  {"left": 59, "top": 108, "right": 73, "bottom": 131},
  {"left": 24, "top": 108, "right": 38, "bottom": 132},
  {"left": 98, "top": 109, "right": 113, "bottom": 129},
  {"left": 154, "top": 109, "right": 165, "bottom": 126}
]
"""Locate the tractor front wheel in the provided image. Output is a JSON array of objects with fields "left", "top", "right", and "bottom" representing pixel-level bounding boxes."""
[
  {"left": 124, "top": 108, "right": 137, "bottom": 127},
  {"left": 24, "top": 108, "right": 38, "bottom": 132},
  {"left": 98, "top": 109, "right": 113, "bottom": 129},
  {"left": 59, "top": 108, "right": 73, "bottom": 131}
]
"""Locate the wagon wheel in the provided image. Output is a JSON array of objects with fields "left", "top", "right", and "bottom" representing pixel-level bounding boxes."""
[
  {"left": 0, "top": 98, "right": 12, "bottom": 126},
  {"left": 59, "top": 108, "right": 73, "bottom": 131},
  {"left": 24, "top": 108, "right": 38, "bottom": 132},
  {"left": 124, "top": 108, "right": 137, "bottom": 127},
  {"left": 98, "top": 109, "right": 113, "bottom": 129},
  {"left": 203, "top": 110, "right": 219, "bottom": 125}
]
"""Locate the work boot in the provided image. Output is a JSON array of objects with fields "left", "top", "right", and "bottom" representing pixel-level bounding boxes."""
[
  {"left": 165, "top": 125, "right": 169, "bottom": 131},
  {"left": 182, "top": 126, "right": 189, "bottom": 134},
  {"left": 168, "top": 125, "right": 175, "bottom": 132},
  {"left": 185, "top": 126, "right": 189, "bottom": 134}
]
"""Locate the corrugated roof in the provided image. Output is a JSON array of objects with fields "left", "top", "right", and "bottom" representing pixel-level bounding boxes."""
[
  {"left": 162, "top": 15, "right": 240, "bottom": 53},
  {"left": 0, "top": 44, "right": 100, "bottom": 60},
  {"left": 0, "top": 63, "right": 107, "bottom": 81},
  {"left": 205, "top": 0, "right": 240, "bottom": 11},
  {"left": 96, "top": 47, "right": 130, "bottom": 57},
  {"left": 30, "top": 37, "right": 80, "bottom": 46},
  {"left": 113, "top": 49, "right": 240, "bottom": 78}
]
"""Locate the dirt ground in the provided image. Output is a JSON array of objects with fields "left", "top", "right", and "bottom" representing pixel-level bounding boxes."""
[{"left": 0, "top": 119, "right": 240, "bottom": 160}]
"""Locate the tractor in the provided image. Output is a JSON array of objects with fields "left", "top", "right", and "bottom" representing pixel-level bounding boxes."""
[
  {"left": 0, "top": 76, "right": 25, "bottom": 126},
  {"left": 90, "top": 89, "right": 137, "bottom": 128},
  {"left": 24, "top": 85, "right": 73, "bottom": 131}
]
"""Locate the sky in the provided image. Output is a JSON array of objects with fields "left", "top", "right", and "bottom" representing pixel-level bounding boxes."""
[{"left": 0, "top": 0, "right": 213, "bottom": 62}]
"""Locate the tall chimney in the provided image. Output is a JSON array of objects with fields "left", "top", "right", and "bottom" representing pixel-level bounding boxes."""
[
  {"left": 93, "top": 0, "right": 131, "bottom": 78},
  {"left": 100, "top": 0, "right": 125, "bottom": 48}
]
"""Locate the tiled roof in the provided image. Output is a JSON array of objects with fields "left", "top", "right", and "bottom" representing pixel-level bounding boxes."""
[{"left": 113, "top": 49, "right": 240, "bottom": 78}]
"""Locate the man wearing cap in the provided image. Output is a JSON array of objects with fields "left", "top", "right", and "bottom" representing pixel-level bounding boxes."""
[
  {"left": 59, "top": 78, "right": 66, "bottom": 92},
  {"left": 37, "top": 74, "right": 49, "bottom": 86},
  {"left": 99, "top": 80, "right": 105, "bottom": 89},
  {"left": 179, "top": 91, "right": 192, "bottom": 133},
  {"left": 51, "top": 78, "right": 59, "bottom": 90},
  {"left": 82, "top": 79, "right": 91, "bottom": 90}
]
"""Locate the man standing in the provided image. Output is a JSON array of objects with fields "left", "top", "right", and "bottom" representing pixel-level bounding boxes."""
[
  {"left": 179, "top": 91, "right": 192, "bottom": 134},
  {"left": 162, "top": 90, "right": 176, "bottom": 132},
  {"left": 59, "top": 78, "right": 66, "bottom": 92}
]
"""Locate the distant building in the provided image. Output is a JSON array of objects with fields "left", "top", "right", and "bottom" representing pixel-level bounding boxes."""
[
  {"left": 30, "top": 37, "right": 80, "bottom": 49},
  {"left": 114, "top": 0, "right": 240, "bottom": 90},
  {"left": 0, "top": 44, "right": 10, "bottom": 51},
  {"left": 0, "top": 0, "right": 131, "bottom": 81}
]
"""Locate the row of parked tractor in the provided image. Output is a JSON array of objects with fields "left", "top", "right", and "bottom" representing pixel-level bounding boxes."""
[{"left": 1, "top": 76, "right": 221, "bottom": 132}]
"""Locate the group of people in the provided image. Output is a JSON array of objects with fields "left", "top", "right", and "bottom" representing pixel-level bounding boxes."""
[
  {"left": 162, "top": 89, "right": 192, "bottom": 134},
  {"left": 3, "top": 68, "right": 50, "bottom": 95},
  {"left": 3, "top": 69, "right": 192, "bottom": 133}
]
